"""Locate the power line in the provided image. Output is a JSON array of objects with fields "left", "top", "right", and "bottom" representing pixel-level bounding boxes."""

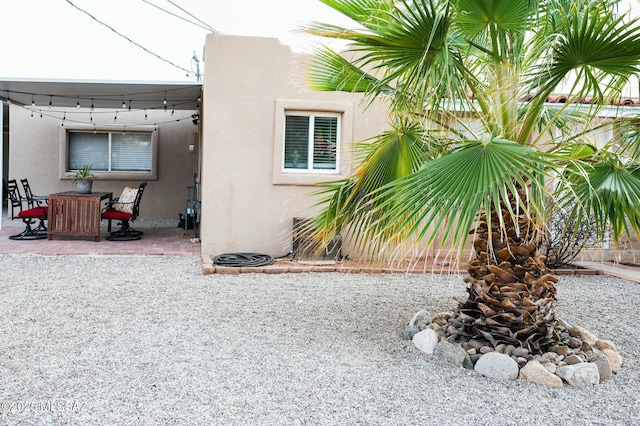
[
  {"left": 64, "top": 0, "right": 193, "bottom": 77},
  {"left": 141, "top": 0, "right": 215, "bottom": 32},
  {"left": 165, "top": 0, "right": 216, "bottom": 33}
]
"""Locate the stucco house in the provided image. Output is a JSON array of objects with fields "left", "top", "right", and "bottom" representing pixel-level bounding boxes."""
[
  {"left": 0, "top": 34, "right": 388, "bottom": 266},
  {"left": 2, "top": 33, "right": 639, "bottom": 269}
]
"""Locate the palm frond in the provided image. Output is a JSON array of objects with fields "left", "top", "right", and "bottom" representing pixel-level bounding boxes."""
[{"left": 354, "top": 139, "right": 555, "bottom": 258}]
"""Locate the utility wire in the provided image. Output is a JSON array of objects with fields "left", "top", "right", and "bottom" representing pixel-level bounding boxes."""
[
  {"left": 64, "top": 0, "right": 193, "bottom": 76},
  {"left": 165, "top": 0, "right": 216, "bottom": 32},
  {"left": 141, "top": 0, "right": 215, "bottom": 32}
]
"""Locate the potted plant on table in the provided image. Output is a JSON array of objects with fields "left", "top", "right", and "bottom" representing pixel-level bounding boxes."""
[{"left": 73, "top": 164, "right": 94, "bottom": 194}]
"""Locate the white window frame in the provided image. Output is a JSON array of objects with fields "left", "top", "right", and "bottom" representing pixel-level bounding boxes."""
[
  {"left": 273, "top": 99, "right": 353, "bottom": 185},
  {"left": 283, "top": 111, "right": 341, "bottom": 173},
  {"left": 59, "top": 125, "right": 158, "bottom": 181}
]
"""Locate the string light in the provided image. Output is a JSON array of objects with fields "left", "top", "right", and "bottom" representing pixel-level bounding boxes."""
[
  {"left": 122, "top": 96, "right": 126, "bottom": 109},
  {"left": 31, "top": 95, "right": 35, "bottom": 107},
  {"left": 76, "top": 96, "right": 80, "bottom": 108},
  {"left": 49, "top": 96, "right": 53, "bottom": 108}
]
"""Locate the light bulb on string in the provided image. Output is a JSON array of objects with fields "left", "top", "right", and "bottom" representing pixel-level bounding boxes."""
[
  {"left": 31, "top": 95, "right": 35, "bottom": 107},
  {"left": 49, "top": 96, "right": 53, "bottom": 108},
  {"left": 122, "top": 96, "right": 126, "bottom": 109},
  {"left": 114, "top": 111, "right": 118, "bottom": 121},
  {"left": 93, "top": 125, "right": 97, "bottom": 134},
  {"left": 91, "top": 99, "right": 94, "bottom": 111},
  {"left": 171, "top": 106, "right": 175, "bottom": 116},
  {"left": 76, "top": 96, "right": 80, "bottom": 108},
  {"left": 144, "top": 109, "right": 148, "bottom": 120},
  {"left": 128, "top": 101, "right": 132, "bottom": 111}
]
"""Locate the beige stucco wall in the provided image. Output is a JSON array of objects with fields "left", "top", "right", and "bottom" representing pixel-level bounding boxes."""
[
  {"left": 200, "top": 34, "right": 388, "bottom": 261},
  {"left": 8, "top": 105, "right": 198, "bottom": 220}
]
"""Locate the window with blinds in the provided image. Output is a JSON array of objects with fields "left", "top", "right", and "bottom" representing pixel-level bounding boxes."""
[
  {"left": 284, "top": 112, "right": 339, "bottom": 172},
  {"left": 67, "top": 131, "right": 152, "bottom": 172}
]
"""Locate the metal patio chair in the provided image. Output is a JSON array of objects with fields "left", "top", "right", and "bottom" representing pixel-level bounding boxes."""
[
  {"left": 20, "top": 178, "right": 49, "bottom": 208},
  {"left": 6, "top": 179, "right": 48, "bottom": 240},
  {"left": 101, "top": 182, "right": 147, "bottom": 241}
]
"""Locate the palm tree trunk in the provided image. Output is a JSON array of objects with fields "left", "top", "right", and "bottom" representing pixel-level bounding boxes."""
[{"left": 444, "top": 187, "right": 561, "bottom": 354}]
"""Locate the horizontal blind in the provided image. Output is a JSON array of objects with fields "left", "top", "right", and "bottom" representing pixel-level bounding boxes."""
[
  {"left": 284, "top": 115, "right": 310, "bottom": 169},
  {"left": 111, "top": 133, "right": 152, "bottom": 171},
  {"left": 313, "top": 116, "right": 338, "bottom": 169},
  {"left": 68, "top": 132, "right": 109, "bottom": 171}
]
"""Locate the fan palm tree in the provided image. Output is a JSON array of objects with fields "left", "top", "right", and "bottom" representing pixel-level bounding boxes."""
[{"left": 304, "top": 0, "right": 640, "bottom": 353}]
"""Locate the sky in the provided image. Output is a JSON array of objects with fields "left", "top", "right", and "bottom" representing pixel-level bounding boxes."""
[{"left": 0, "top": 0, "right": 352, "bottom": 82}]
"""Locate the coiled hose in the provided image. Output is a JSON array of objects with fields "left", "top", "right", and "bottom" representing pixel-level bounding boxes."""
[{"left": 212, "top": 252, "right": 274, "bottom": 267}]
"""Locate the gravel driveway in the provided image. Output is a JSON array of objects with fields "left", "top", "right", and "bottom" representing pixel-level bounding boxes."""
[{"left": 0, "top": 254, "right": 638, "bottom": 425}]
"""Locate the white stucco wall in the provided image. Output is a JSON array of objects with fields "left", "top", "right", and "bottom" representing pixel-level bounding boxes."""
[{"left": 200, "top": 34, "right": 388, "bottom": 261}]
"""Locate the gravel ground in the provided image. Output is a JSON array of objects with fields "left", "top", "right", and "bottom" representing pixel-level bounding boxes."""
[{"left": 0, "top": 254, "right": 638, "bottom": 425}]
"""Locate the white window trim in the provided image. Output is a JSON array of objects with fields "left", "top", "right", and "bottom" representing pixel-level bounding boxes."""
[
  {"left": 273, "top": 99, "right": 353, "bottom": 185},
  {"left": 59, "top": 124, "right": 158, "bottom": 181}
]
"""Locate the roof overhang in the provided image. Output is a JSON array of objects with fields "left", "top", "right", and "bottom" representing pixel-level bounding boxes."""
[{"left": 0, "top": 77, "right": 202, "bottom": 111}]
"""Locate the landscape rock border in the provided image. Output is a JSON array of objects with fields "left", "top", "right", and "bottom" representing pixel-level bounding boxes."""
[{"left": 407, "top": 312, "right": 623, "bottom": 388}]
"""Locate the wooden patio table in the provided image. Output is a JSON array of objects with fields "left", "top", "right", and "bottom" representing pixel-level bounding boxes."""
[{"left": 47, "top": 191, "right": 113, "bottom": 241}]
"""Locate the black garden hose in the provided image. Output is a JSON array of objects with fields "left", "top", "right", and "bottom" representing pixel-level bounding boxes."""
[{"left": 212, "top": 252, "right": 274, "bottom": 267}]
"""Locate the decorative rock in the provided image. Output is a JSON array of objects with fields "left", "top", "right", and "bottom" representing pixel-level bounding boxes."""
[
  {"left": 474, "top": 352, "right": 519, "bottom": 380},
  {"left": 549, "top": 345, "right": 569, "bottom": 357},
  {"left": 468, "top": 340, "right": 484, "bottom": 351},
  {"left": 412, "top": 328, "right": 439, "bottom": 355},
  {"left": 479, "top": 346, "right": 494, "bottom": 354},
  {"left": 541, "top": 362, "right": 557, "bottom": 374},
  {"left": 515, "top": 357, "right": 528, "bottom": 367},
  {"left": 589, "top": 351, "right": 613, "bottom": 381},
  {"left": 434, "top": 339, "right": 474, "bottom": 370},
  {"left": 404, "top": 310, "right": 431, "bottom": 340},
  {"left": 519, "top": 361, "right": 564, "bottom": 389},
  {"left": 565, "top": 354, "right": 584, "bottom": 365},
  {"left": 602, "top": 348, "right": 623, "bottom": 373},
  {"left": 569, "top": 325, "right": 598, "bottom": 345},
  {"left": 512, "top": 347, "right": 529, "bottom": 357},
  {"left": 567, "top": 337, "right": 582, "bottom": 348},
  {"left": 495, "top": 344, "right": 506, "bottom": 354},
  {"left": 431, "top": 312, "right": 451, "bottom": 326},
  {"left": 595, "top": 339, "right": 617, "bottom": 352},
  {"left": 556, "top": 363, "right": 600, "bottom": 387},
  {"left": 402, "top": 324, "right": 420, "bottom": 340},
  {"left": 505, "top": 345, "right": 516, "bottom": 356},
  {"left": 542, "top": 352, "right": 558, "bottom": 362}
]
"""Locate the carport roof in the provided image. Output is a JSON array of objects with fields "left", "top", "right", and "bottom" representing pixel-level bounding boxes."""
[{"left": 0, "top": 77, "right": 202, "bottom": 111}]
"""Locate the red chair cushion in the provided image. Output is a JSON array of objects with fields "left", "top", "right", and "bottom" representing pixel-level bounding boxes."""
[
  {"left": 102, "top": 209, "right": 132, "bottom": 220},
  {"left": 18, "top": 206, "right": 48, "bottom": 219}
]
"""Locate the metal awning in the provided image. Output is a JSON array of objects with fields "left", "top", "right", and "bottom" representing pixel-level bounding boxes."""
[{"left": 0, "top": 77, "right": 202, "bottom": 111}]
